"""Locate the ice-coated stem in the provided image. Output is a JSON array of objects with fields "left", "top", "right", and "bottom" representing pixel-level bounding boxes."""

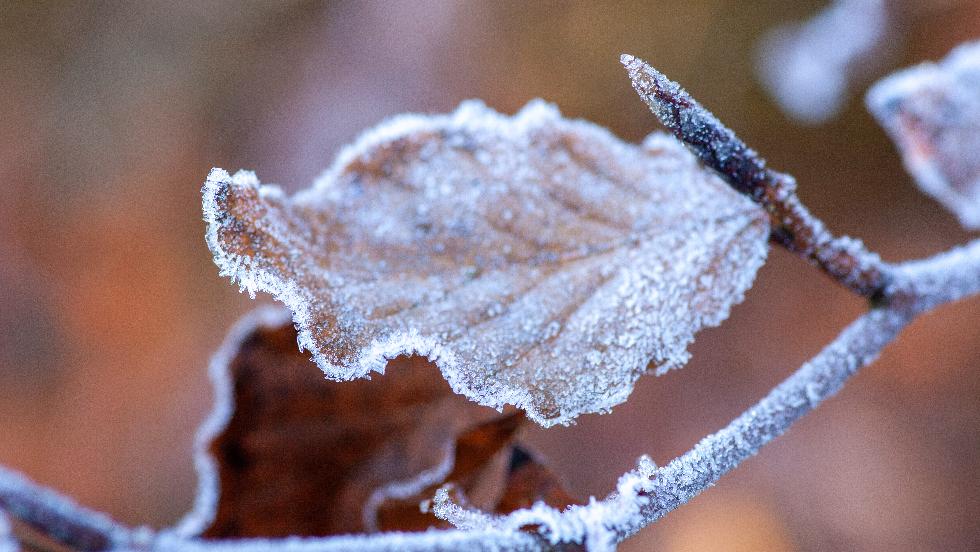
[
  {"left": 622, "top": 54, "right": 891, "bottom": 299},
  {"left": 614, "top": 307, "right": 909, "bottom": 541},
  {"left": 0, "top": 466, "right": 132, "bottom": 551}
]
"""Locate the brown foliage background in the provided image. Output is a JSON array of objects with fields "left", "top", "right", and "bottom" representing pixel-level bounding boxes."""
[{"left": 1, "top": 1, "right": 978, "bottom": 550}]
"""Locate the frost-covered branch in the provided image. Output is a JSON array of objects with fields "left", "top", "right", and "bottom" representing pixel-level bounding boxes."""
[
  {"left": 151, "top": 527, "right": 547, "bottom": 552},
  {"left": 0, "top": 466, "right": 132, "bottom": 551},
  {"left": 622, "top": 54, "right": 890, "bottom": 299},
  {"left": 426, "top": 308, "right": 908, "bottom": 551},
  {"left": 0, "top": 467, "right": 548, "bottom": 552},
  {"left": 612, "top": 307, "right": 909, "bottom": 541},
  {"left": 887, "top": 238, "right": 980, "bottom": 312}
]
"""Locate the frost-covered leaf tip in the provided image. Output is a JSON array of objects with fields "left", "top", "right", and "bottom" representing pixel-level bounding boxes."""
[
  {"left": 203, "top": 100, "right": 769, "bottom": 426},
  {"left": 867, "top": 40, "right": 980, "bottom": 229}
]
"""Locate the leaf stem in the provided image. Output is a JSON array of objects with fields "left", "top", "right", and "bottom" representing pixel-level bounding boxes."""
[{"left": 622, "top": 54, "right": 890, "bottom": 299}]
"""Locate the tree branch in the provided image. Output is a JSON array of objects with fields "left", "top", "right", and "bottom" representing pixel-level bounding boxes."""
[
  {"left": 151, "top": 528, "right": 548, "bottom": 552},
  {"left": 621, "top": 54, "right": 891, "bottom": 299},
  {"left": 888, "top": 238, "right": 980, "bottom": 311},
  {"left": 614, "top": 307, "right": 909, "bottom": 542}
]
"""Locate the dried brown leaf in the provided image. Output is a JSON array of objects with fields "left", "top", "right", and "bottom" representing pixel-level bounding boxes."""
[
  {"left": 185, "top": 308, "right": 507, "bottom": 538},
  {"left": 203, "top": 100, "right": 769, "bottom": 426}
]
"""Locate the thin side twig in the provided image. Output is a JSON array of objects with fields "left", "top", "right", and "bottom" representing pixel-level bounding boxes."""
[
  {"left": 622, "top": 54, "right": 890, "bottom": 299},
  {"left": 614, "top": 307, "right": 909, "bottom": 541}
]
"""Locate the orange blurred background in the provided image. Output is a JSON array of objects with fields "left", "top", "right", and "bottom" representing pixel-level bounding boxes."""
[{"left": 1, "top": 2, "right": 978, "bottom": 550}]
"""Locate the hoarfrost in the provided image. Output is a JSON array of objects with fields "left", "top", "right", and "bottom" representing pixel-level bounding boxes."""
[
  {"left": 867, "top": 40, "right": 980, "bottom": 229},
  {"left": 433, "top": 455, "right": 658, "bottom": 552},
  {"left": 203, "top": 99, "right": 769, "bottom": 426},
  {"left": 889, "top": 238, "right": 980, "bottom": 313},
  {"left": 757, "top": 0, "right": 893, "bottom": 124}
]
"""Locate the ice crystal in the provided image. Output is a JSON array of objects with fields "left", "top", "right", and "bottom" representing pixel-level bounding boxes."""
[
  {"left": 203, "top": 100, "right": 769, "bottom": 426},
  {"left": 867, "top": 40, "right": 980, "bottom": 229},
  {"left": 758, "top": 0, "right": 891, "bottom": 124}
]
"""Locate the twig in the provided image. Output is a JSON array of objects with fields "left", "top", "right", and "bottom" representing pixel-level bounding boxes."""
[
  {"left": 0, "top": 466, "right": 132, "bottom": 552},
  {"left": 615, "top": 307, "right": 909, "bottom": 541},
  {"left": 887, "top": 238, "right": 980, "bottom": 312},
  {"left": 151, "top": 528, "right": 547, "bottom": 552},
  {"left": 622, "top": 54, "right": 891, "bottom": 299}
]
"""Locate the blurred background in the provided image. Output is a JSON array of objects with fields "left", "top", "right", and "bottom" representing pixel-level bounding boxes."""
[{"left": 1, "top": 1, "right": 978, "bottom": 550}]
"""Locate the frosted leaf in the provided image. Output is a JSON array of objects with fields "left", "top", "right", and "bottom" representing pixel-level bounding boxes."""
[
  {"left": 867, "top": 41, "right": 980, "bottom": 229},
  {"left": 203, "top": 99, "right": 769, "bottom": 426},
  {"left": 758, "top": 0, "right": 893, "bottom": 124}
]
